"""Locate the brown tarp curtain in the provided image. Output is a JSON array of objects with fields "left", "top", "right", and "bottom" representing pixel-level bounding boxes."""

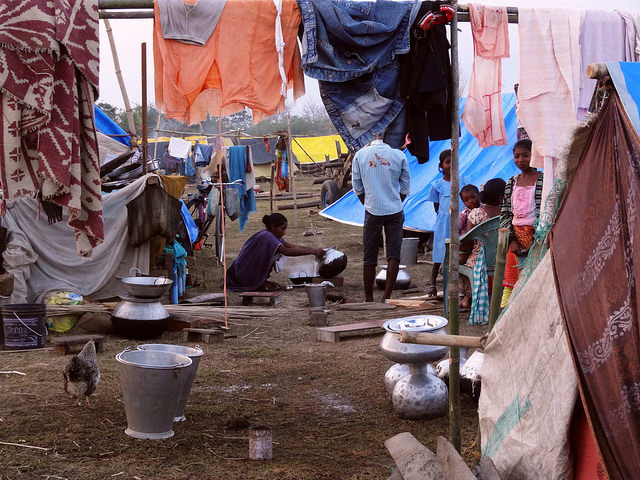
[{"left": 550, "top": 92, "right": 640, "bottom": 480}]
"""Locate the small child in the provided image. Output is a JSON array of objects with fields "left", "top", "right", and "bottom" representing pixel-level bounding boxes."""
[
  {"left": 426, "top": 149, "right": 469, "bottom": 297},
  {"left": 459, "top": 184, "right": 481, "bottom": 235},
  {"left": 500, "top": 139, "right": 543, "bottom": 307}
]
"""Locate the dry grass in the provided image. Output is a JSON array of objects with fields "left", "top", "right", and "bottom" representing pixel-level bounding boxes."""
[{"left": 0, "top": 177, "right": 486, "bottom": 480}]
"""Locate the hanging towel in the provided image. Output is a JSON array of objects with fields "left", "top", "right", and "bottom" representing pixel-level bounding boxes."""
[
  {"left": 461, "top": 4, "right": 509, "bottom": 148},
  {"left": 158, "top": 0, "right": 227, "bottom": 46},
  {"left": 228, "top": 146, "right": 256, "bottom": 232},
  {"left": 578, "top": 10, "right": 636, "bottom": 119},
  {"left": 168, "top": 137, "right": 192, "bottom": 159},
  {"left": 468, "top": 245, "right": 489, "bottom": 326},
  {"left": 517, "top": 8, "right": 583, "bottom": 169},
  {"left": 194, "top": 143, "right": 213, "bottom": 166}
]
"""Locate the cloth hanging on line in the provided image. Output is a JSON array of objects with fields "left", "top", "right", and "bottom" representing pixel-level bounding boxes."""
[
  {"left": 126, "top": 182, "right": 182, "bottom": 247},
  {"left": 275, "top": 148, "right": 289, "bottom": 192},
  {"left": 157, "top": 0, "right": 227, "bottom": 46},
  {"left": 153, "top": 0, "right": 304, "bottom": 125},
  {"left": 578, "top": 10, "right": 636, "bottom": 120},
  {"left": 297, "top": 0, "right": 417, "bottom": 151},
  {"left": 468, "top": 245, "right": 489, "bottom": 326},
  {"left": 227, "top": 146, "right": 256, "bottom": 232},
  {"left": 461, "top": 4, "right": 509, "bottom": 148},
  {"left": 0, "top": 0, "right": 103, "bottom": 257},
  {"left": 399, "top": 1, "right": 455, "bottom": 164},
  {"left": 194, "top": 143, "right": 214, "bottom": 167},
  {"left": 168, "top": 137, "right": 192, "bottom": 159}
]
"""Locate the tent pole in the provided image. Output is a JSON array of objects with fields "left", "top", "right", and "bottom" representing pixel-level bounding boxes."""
[
  {"left": 286, "top": 113, "right": 297, "bottom": 227},
  {"left": 141, "top": 42, "right": 148, "bottom": 175},
  {"left": 448, "top": 1, "right": 462, "bottom": 454},
  {"left": 488, "top": 228, "right": 509, "bottom": 331},
  {"left": 103, "top": 19, "right": 137, "bottom": 135}
]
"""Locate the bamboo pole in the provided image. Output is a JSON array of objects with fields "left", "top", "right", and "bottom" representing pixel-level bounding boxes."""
[
  {"left": 286, "top": 113, "right": 297, "bottom": 227},
  {"left": 399, "top": 332, "right": 486, "bottom": 349},
  {"left": 270, "top": 160, "right": 275, "bottom": 213},
  {"left": 448, "top": 2, "right": 461, "bottom": 453},
  {"left": 141, "top": 42, "right": 148, "bottom": 175},
  {"left": 488, "top": 228, "right": 509, "bottom": 331},
  {"left": 103, "top": 18, "right": 136, "bottom": 135}
]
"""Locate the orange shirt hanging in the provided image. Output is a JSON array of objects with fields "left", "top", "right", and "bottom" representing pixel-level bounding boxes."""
[{"left": 153, "top": 0, "right": 305, "bottom": 125}]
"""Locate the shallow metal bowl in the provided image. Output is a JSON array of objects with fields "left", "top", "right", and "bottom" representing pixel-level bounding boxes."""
[{"left": 121, "top": 277, "right": 173, "bottom": 298}]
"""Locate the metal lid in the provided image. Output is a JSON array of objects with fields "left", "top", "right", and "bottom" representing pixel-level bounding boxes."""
[{"left": 383, "top": 315, "right": 448, "bottom": 333}]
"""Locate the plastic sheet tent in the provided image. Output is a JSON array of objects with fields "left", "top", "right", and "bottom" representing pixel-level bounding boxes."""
[
  {"left": 94, "top": 105, "right": 131, "bottom": 146},
  {"left": 319, "top": 94, "right": 521, "bottom": 232}
]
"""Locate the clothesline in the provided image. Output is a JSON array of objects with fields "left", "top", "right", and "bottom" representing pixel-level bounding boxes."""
[{"left": 96, "top": 0, "right": 522, "bottom": 22}]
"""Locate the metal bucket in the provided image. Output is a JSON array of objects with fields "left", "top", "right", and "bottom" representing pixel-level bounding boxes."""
[
  {"left": 137, "top": 344, "right": 203, "bottom": 422},
  {"left": 400, "top": 237, "right": 420, "bottom": 265},
  {"left": 115, "top": 349, "right": 192, "bottom": 439},
  {"left": 305, "top": 284, "right": 326, "bottom": 308}
]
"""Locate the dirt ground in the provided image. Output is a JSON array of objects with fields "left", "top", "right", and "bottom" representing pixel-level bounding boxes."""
[{"left": 0, "top": 177, "right": 487, "bottom": 480}]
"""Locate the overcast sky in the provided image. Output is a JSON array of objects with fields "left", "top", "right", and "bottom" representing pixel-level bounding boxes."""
[{"left": 97, "top": 0, "right": 640, "bottom": 116}]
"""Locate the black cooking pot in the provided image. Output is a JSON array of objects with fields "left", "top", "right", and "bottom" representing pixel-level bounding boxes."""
[
  {"left": 289, "top": 272, "right": 318, "bottom": 285},
  {"left": 317, "top": 247, "right": 347, "bottom": 278}
]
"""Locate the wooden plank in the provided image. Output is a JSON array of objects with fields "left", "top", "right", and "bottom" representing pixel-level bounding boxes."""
[
  {"left": 316, "top": 319, "right": 386, "bottom": 343},
  {"left": 52, "top": 335, "right": 105, "bottom": 355},
  {"left": 385, "top": 298, "right": 442, "bottom": 310},
  {"left": 183, "top": 293, "right": 225, "bottom": 304},
  {"left": 335, "top": 302, "right": 397, "bottom": 311},
  {"left": 400, "top": 332, "right": 486, "bottom": 349},
  {"left": 276, "top": 200, "right": 321, "bottom": 211},
  {"left": 385, "top": 432, "right": 444, "bottom": 480},
  {"left": 435, "top": 436, "right": 476, "bottom": 480},
  {"left": 239, "top": 292, "right": 281, "bottom": 307}
]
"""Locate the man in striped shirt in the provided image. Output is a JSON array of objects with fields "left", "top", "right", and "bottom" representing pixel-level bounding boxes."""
[{"left": 352, "top": 135, "right": 410, "bottom": 302}]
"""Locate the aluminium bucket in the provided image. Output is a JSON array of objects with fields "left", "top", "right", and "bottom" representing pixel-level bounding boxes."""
[
  {"left": 2, "top": 303, "right": 47, "bottom": 350},
  {"left": 137, "top": 344, "right": 203, "bottom": 422},
  {"left": 400, "top": 238, "right": 420, "bottom": 266},
  {"left": 115, "top": 349, "right": 192, "bottom": 439},
  {"left": 305, "top": 284, "right": 326, "bottom": 308}
]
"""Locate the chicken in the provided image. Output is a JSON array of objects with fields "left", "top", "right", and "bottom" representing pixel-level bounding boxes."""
[{"left": 63, "top": 340, "right": 100, "bottom": 407}]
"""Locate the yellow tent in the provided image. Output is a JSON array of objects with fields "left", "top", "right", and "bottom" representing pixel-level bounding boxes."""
[{"left": 291, "top": 135, "right": 347, "bottom": 164}]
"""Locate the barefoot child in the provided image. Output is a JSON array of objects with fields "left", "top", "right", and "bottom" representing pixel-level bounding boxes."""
[
  {"left": 499, "top": 139, "right": 543, "bottom": 306},
  {"left": 426, "top": 149, "right": 469, "bottom": 297}
]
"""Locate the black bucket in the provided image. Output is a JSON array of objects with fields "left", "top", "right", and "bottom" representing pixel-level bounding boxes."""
[{"left": 2, "top": 304, "right": 47, "bottom": 350}]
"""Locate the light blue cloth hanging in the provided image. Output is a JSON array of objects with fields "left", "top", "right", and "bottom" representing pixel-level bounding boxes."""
[
  {"left": 228, "top": 145, "right": 256, "bottom": 232},
  {"left": 165, "top": 242, "right": 188, "bottom": 303},
  {"left": 468, "top": 245, "right": 490, "bottom": 326},
  {"left": 184, "top": 153, "right": 196, "bottom": 177},
  {"left": 194, "top": 143, "right": 213, "bottom": 166},
  {"left": 180, "top": 200, "right": 199, "bottom": 244},
  {"left": 281, "top": 149, "right": 288, "bottom": 179}
]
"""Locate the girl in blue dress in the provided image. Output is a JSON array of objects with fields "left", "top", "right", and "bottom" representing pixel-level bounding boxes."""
[{"left": 426, "top": 149, "right": 468, "bottom": 297}]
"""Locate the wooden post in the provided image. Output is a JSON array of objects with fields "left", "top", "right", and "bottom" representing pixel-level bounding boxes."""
[
  {"left": 448, "top": 2, "right": 461, "bottom": 453},
  {"left": 488, "top": 228, "right": 509, "bottom": 331},
  {"left": 286, "top": 113, "right": 297, "bottom": 227},
  {"left": 153, "top": 111, "right": 162, "bottom": 164},
  {"left": 103, "top": 19, "right": 136, "bottom": 135},
  {"left": 270, "top": 160, "right": 275, "bottom": 213},
  {"left": 399, "top": 332, "right": 485, "bottom": 349},
  {"left": 141, "top": 42, "right": 148, "bottom": 175}
]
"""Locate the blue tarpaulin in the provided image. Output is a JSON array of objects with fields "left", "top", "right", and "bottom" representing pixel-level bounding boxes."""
[
  {"left": 320, "top": 94, "right": 521, "bottom": 232},
  {"left": 94, "top": 105, "right": 130, "bottom": 146}
]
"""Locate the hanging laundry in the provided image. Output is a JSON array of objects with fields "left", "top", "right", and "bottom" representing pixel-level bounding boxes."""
[
  {"left": 153, "top": 0, "right": 304, "bottom": 125},
  {"left": 461, "top": 4, "right": 510, "bottom": 148},
  {"left": 168, "top": 137, "right": 192, "bottom": 159},
  {"left": 126, "top": 182, "right": 182, "bottom": 247},
  {"left": 275, "top": 148, "right": 289, "bottom": 192},
  {"left": 194, "top": 143, "right": 213, "bottom": 167},
  {"left": 227, "top": 146, "right": 257, "bottom": 232},
  {"left": 517, "top": 8, "right": 582, "bottom": 172},
  {"left": 158, "top": 0, "right": 227, "bottom": 46},
  {"left": 578, "top": 10, "right": 636, "bottom": 120},
  {"left": 0, "top": 0, "right": 103, "bottom": 257},
  {"left": 398, "top": 1, "right": 454, "bottom": 164},
  {"left": 297, "top": 0, "right": 417, "bottom": 151}
]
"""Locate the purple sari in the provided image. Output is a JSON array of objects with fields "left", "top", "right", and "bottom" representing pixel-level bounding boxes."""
[{"left": 226, "top": 230, "right": 283, "bottom": 291}]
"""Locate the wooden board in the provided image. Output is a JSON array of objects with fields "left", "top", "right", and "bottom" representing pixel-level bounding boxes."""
[
  {"left": 183, "top": 293, "right": 225, "bottom": 304},
  {"left": 385, "top": 298, "right": 442, "bottom": 310},
  {"left": 52, "top": 335, "right": 105, "bottom": 355},
  {"left": 239, "top": 292, "right": 281, "bottom": 306},
  {"left": 335, "top": 302, "right": 397, "bottom": 311},
  {"left": 316, "top": 318, "right": 386, "bottom": 343}
]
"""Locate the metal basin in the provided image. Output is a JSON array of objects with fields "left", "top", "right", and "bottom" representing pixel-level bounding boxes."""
[
  {"left": 122, "top": 277, "right": 173, "bottom": 298},
  {"left": 380, "top": 315, "right": 449, "bottom": 364}
]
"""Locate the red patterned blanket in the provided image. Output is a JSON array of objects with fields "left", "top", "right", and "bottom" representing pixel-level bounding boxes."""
[{"left": 0, "top": 0, "right": 103, "bottom": 256}]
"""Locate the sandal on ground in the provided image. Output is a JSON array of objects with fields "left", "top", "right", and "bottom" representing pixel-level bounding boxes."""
[{"left": 426, "top": 286, "right": 438, "bottom": 298}]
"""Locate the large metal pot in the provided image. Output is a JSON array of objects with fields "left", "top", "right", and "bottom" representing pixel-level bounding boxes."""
[
  {"left": 375, "top": 265, "right": 411, "bottom": 290},
  {"left": 316, "top": 247, "right": 347, "bottom": 278},
  {"left": 380, "top": 316, "right": 449, "bottom": 364},
  {"left": 121, "top": 276, "right": 173, "bottom": 299},
  {"left": 111, "top": 297, "right": 170, "bottom": 340}
]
